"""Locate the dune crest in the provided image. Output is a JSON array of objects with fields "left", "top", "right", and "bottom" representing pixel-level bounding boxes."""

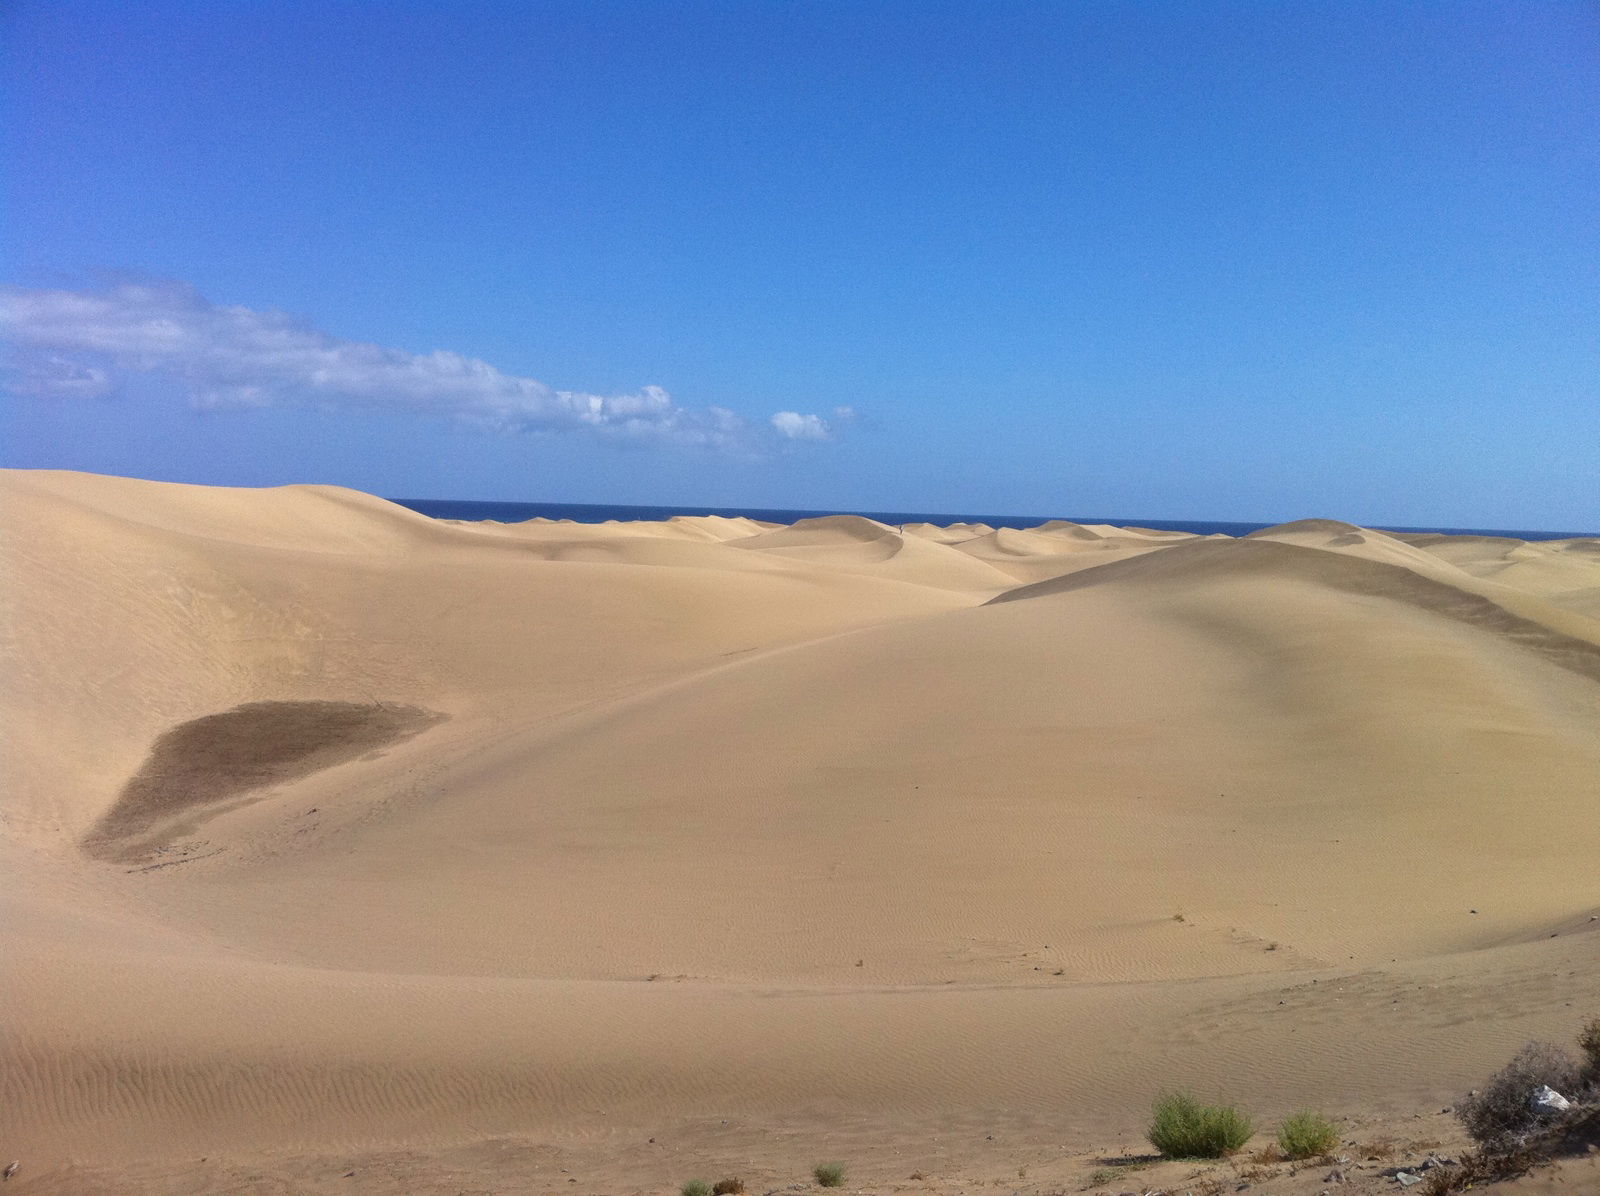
[{"left": 727, "top": 513, "right": 1017, "bottom": 589}]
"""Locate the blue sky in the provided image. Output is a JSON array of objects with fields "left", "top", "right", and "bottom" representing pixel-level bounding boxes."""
[{"left": 3, "top": 1, "right": 1597, "bottom": 528}]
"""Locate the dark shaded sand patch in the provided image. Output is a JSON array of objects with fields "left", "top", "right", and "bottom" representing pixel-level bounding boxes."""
[{"left": 83, "top": 701, "right": 445, "bottom": 863}]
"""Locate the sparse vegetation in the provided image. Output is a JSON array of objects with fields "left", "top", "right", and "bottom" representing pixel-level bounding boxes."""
[
  {"left": 1417, "top": 1145, "right": 1539, "bottom": 1196},
  {"left": 1147, "top": 1092, "right": 1254, "bottom": 1158},
  {"left": 812, "top": 1161, "right": 846, "bottom": 1187},
  {"left": 1458, "top": 1040, "right": 1580, "bottom": 1146},
  {"left": 1083, "top": 1155, "right": 1153, "bottom": 1188},
  {"left": 1578, "top": 1016, "right": 1600, "bottom": 1086},
  {"left": 1360, "top": 1134, "right": 1400, "bottom": 1162},
  {"left": 1276, "top": 1110, "right": 1339, "bottom": 1159},
  {"left": 1422, "top": 1019, "right": 1600, "bottom": 1194},
  {"left": 708, "top": 1019, "right": 1600, "bottom": 1196}
]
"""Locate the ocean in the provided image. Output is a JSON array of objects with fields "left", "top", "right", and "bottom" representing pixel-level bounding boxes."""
[{"left": 390, "top": 498, "right": 1594, "bottom": 542}]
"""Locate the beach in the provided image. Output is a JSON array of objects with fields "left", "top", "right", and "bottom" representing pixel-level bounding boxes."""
[{"left": 3, "top": 468, "right": 1597, "bottom": 1193}]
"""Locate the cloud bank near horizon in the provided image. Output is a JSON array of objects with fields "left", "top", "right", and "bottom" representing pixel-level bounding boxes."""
[{"left": 0, "top": 282, "right": 849, "bottom": 450}]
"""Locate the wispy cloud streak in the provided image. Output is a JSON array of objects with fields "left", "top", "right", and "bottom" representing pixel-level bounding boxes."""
[{"left": 1, "top": 281, "right": 843, "bottom": 451}]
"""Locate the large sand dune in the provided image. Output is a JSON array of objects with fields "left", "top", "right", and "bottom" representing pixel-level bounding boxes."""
[{"left": 2, "top": 470, "right": 1596, "bottom": 1191}]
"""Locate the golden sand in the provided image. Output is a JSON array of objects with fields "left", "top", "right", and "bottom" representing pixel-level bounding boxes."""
[{"left": 2, "top": 470, "right": 1596, "bottom": 1192}]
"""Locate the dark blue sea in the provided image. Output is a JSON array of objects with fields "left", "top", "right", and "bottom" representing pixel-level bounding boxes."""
[{"left": 391, "top": 498, "right": 1593, "bottom": 542}]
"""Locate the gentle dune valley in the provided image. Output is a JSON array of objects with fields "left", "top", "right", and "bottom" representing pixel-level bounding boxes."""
[{"left": 2, "top": 469, "right": 1597, "bottom": 1193}]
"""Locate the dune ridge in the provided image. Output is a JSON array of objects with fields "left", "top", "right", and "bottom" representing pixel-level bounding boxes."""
[
  {"left": 991, "top": 534, "right": 1600, "bottom": 680},
  {"left": 2, "top": 469, "right": 1596, "bottom": 1187}
]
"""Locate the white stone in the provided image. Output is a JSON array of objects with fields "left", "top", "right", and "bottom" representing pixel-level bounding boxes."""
[{"left": 1531, "top": 1084, "right": 1572, "bottom": 1114}]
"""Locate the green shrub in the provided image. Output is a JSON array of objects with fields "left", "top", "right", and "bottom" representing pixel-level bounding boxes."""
[
  {"left": 1276, "top": 1110, "right": 1339, "bottom": 1159},
  {"left": 681, "top": 1181, "right": 712, "bottom": 1196},
  {"left": 813, "top": 1161, "right": 846, "bottom": 1187},
  {"left": 1147, "top": 1092, "right": 1254, "bottom": 1158}
]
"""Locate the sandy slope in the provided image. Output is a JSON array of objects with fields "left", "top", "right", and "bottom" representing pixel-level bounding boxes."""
[{"left": 2, "top": 470, "right": 1596, "bottom": 1190}]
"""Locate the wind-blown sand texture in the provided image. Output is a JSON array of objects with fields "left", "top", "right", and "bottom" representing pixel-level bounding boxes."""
[{"left": 2, "top": 471, "right": 1596, "bottom": 1193}]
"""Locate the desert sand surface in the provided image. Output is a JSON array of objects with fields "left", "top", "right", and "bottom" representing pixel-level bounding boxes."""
[{"left": 2, "top": 469, "right": 1597, "bottom": 1193}]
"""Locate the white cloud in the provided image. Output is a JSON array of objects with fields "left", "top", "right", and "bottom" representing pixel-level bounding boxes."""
[
  {"left": 771, "top": 410, "right": 833, "bottom": 440},
  {"left": 770, "top": 405, "right": 859, "bottom": 440},
  {"left": 0, "top": 281, "right": 846, "bottom": 452},
  {"left": 7, "top": 353, "right": 114, "bottom": 399}
]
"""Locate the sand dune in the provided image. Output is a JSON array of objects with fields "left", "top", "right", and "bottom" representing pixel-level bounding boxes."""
[
  {"left": 946, "top": 526, "right": 1159, "bottom": 582},
  {"left": 485, "top": 512, "right": 780, "bottom": 543},
  {"left": 899, "top": 519, "right": 996, "bottom": 542},
  {"left": 1396, "top": 531, "right": 1600, "bottom": 616},
  {"left": 1031, "top": 518, "right": 1110, "bottom": 539},
  {"left": 2, "top": 470, "right": 1596, "bottom": 1188},
  {"left": 726, "top": 514, "right": 1019, "bottom": 590}
]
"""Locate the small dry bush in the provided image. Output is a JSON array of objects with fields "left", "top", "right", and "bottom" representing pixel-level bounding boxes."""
[
  {"left": 1360, "top": 1135, "right": 1400, "bottom": 1162},
  {"left": 1276, "top": 1110, "right": 1339, "bottom": 1160},
  {"left": 1147, "top": 1092, "right": 1253, "bottom": 1158},
  {"left": 1458, "top": 1040, "right": 1580, "bottom": 1146},
  {"left": 1430, "top": 1021, "right": 1600, "bottom": 1194},
  {"left": 1578, "top": 1016, "right": 1600, "bottom": 1088},
  {"left": 1416, "top": 1141, "right": 1543, "bottom": 1196},
  {"left": 813, "top": 1161, "right": 846, "bottom": 1187},
  {"left": 712, "top": 1180, "right": 746, "bottom": 1195}
]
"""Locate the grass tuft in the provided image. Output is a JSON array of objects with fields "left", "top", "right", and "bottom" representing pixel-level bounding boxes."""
[
  {"left": 812, "top": 1161, "right": 846, "bottom": 1187},
  {"left": 1276, "top": 1110, "right": 1340, "bottom": 1160},
  {"left": 681, "top": 1181, "right": 712, "bottom": 1196},
  {"left": 1147, "top": 1092, "right": 1253, "bottom": 1158}
]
